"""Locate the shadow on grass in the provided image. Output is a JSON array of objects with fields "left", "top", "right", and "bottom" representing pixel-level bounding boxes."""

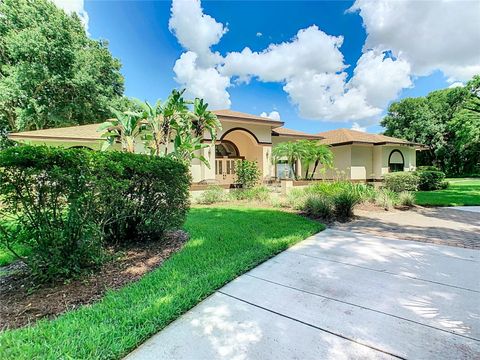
[{"left": 0, "top": 207, "right": 322, "bottom": 360}]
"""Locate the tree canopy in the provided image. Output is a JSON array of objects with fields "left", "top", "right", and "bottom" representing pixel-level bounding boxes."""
[
  {"left": 381, "top": 75, "right": 480, "bottom": 175},
  {"left": 0, "top": 0, "right": 125, "bottom": 132}
]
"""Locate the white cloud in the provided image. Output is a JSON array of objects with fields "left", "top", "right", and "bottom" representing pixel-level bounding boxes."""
[
  {"left": 256, "top": 32, "right": 263, "bottom": 37},
  {"left": 351, "top": 122, "right": 366, "bottom": 132},
  {"left": 173, "top": 51, "right": 231, "bottom": 109},
  {"left": 449, "top": 82, "right": 464, "bottom": 89},
  {"left": 169, "top": 0, "right": 227, "bottom": 67},
  {"left": 260, "top": 111, "right": 281, "bottom": 121},
  {"left": 350, "top": 0, "right": 480, "bottom": 81},
  {"left": 51, "top": 0, "right": 89, "bottom": 31}
]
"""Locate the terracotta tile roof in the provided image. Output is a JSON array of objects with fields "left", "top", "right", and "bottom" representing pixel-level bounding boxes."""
[
  {"left": 316, "top": 128, "right": 418, "bottom": 146},
  {"left": 272, "top": 127, "right": 324, "bottom": 140},
  {"left": 9, "top": 123, "right": 103, "bottom": 141}
]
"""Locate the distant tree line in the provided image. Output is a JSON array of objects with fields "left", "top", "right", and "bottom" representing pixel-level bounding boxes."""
[
  {"left": 0, "top": 0, "right": 125, "bottom": 133},
  {"left": 382, "top": 75, "right": 480, "bottom": 175}
]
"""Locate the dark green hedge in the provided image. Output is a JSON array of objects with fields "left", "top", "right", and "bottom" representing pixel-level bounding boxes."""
[
  {"left": 416, "top": 170, "right": 446, "bottom": 191},
  {"left": 0, "top": 146, "right": 190, "bottom": 280}
]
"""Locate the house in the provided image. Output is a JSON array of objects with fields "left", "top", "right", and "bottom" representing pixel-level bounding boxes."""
[{"left": 8, "top": 110, "right": 422, "bottom": 185}]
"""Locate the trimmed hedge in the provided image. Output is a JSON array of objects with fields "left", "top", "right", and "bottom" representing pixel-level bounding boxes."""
[
  {"left": 416, "top": 170, "right": 446, "bottom": 191},
  {"left": 0, "top": 146, "right": 190, "bottom": 280},
  {"left": 383, "top": 171, "right": 419, "bottom": 192}
]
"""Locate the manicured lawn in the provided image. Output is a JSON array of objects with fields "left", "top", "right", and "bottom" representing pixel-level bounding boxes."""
[
  {"left": 415, "top": 178, "right": 480, "bottom": 206},
  {"left": 0, "top": 206, "right": 322, "bottom": 359}
]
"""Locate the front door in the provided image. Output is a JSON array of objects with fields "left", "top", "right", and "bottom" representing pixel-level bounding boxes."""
[{"left": 215, "top": 157, "right": 237, "bottom": 185}]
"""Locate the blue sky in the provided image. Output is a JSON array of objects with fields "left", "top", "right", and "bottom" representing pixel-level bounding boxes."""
[{"left": 81, "top": 0, "right": 477, "bottom": 134}]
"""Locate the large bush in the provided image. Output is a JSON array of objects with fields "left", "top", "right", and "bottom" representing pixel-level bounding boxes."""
[
  {"left": 95, "top": 151, "right": 190, "bottom": 244},
  {"left": 383, "top": 172, "right": 419, "bottom": 192},
  {"left": 0, "top": 146, "right": 103, "bottom": 280},
  {"left": 416, "top": 170, "right": 446, "bottom": 190},
  {"left": 0, "top": 146, "right": 190, "bottom": 280}
]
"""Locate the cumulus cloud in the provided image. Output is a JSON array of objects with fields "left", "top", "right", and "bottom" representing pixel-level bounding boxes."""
[
  {"left": 169, "top": 0, "right": 227, "bottom": 67},
  {"left": 256, "top": 32, "right": 263, "bottom": 37},
  {"left": 349, "top": 0, "right": 480, "bottom": 81},
  {"left": 173, "top": 51, "right": 231, "bottom": 109},
  {"left": 351, "top": 122, "right": 366, "bottom": 132},
  {"left": 169, "top": 0, "right": 479, "bottom": 125},
  {"left": 52, "top": 0, "right": 89, "bottom": 31},
  {"left": 260, "top": 111, "right": 281, "bottom": 121}
]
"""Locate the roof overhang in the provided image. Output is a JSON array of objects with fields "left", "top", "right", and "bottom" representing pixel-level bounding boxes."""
[{"left": 218, "top": 115, "right": 284, "bottom": 128}]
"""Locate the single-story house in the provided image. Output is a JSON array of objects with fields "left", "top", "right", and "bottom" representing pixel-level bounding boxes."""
[{"left": 9, "top": 109, "right": 422, "bottom": 185}]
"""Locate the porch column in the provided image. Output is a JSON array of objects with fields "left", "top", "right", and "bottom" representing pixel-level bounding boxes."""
[
  {"left": 295, "top": 159, "right": 302, "bottom": 179},
  {"left": 261, "top": 145, "right": 272, "bottom": 180},
  {"left": 201, "top": 143, "right": 215, "bottom": 181}
]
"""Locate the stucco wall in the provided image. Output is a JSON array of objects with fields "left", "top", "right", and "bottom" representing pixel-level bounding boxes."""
[{"left": 350, "top": 145, "right": 373, "bottom": 180}]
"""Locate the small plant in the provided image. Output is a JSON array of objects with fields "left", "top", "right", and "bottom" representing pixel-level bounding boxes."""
[
  {"left": 235, "top": 160, "right": 260, "bottom": 188},
  {"left": 333, "top": 190, "right": 361, "bottom": 221},
  {"left": 197, "top": 185, "right": 226, "bottom": 204},
  {"left": 384, "top": 172, "right": 419, "bottom": 192},
  {"left": 302, "top": 194, "right": 334, "bottom": 220},
  {"left": 398, "top": 191, "right": 415, "bottom": 207},
  {"left": 286, "top": 188, "right": 308, "bottom": 209},
  {"left": 230, "top": 186, "right": 271, "bottom": 202},
  {"left": 375, "top": 188, "right": 398, "bottom": 210}
]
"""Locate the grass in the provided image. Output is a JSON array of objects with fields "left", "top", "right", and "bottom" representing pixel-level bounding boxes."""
[
  {"left": 0, "top": 206, "right": 322, "bottom": 359},
  {"left": 415, "top": 178, "right": 480, "bottom": 206},
  {"left": 0, "top": 243, "right": 30, "bottom": 267}
]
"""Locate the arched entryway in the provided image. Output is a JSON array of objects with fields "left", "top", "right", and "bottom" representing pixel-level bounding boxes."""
[
  {"left": 388, "top": 149, "right": 405, "bottom": 172},
  {"left": 215, "top": 128, "right": 268, "bottom": 185}
]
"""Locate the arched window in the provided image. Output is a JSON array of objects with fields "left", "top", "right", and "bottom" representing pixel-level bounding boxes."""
[
  {"left": 215, "top": 141, "right": 240, "bottom": 158},
  {"left": 388, "top": 149, "right": 405, "bottom": 172}
]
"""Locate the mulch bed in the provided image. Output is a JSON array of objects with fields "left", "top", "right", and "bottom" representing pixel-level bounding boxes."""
[{"left": 0, "top": 230, "right": 188, "bottom": 330}]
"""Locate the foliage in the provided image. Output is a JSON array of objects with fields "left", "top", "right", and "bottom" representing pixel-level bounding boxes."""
[
  {"left": 398, "top": 191, "right": 415, "bottom": 207},
  {"left": 299, "top": 141, "right": 334, "bottom": 180},
  {"left": 302, "top": 194, "right": 334, "bottom": 220},
  {"left": 374, "top": 189, "right": 398, "bottom": 210},
  {"left": 0, "top": 207, "right": 322, "bottom": 359},
  {"left": 332, "top": 189, "right": 361, "bottom": 221},
  {"left": 383, "top": 172, "right": 419, "bottom": 192},
  {"left": 0, "top": 146, "right": 190, "bottom": 279},
  {"left": 415, "top": 178, "right": 480, "bottom": 206},
  {"left": 94, "top": 151, "right": 190, "bottom": 245},
  {"left": 0, "top": 146, "right": 104, "bottom": 280},
  {"left": 0, "top": 0, "right": 124, "bottom": 132},
  {"left": 416, "top": 170, "right": 446, "bottom": 191},
  {"left": 272, "top": 141, "right": 304, "bottom": 180},
  {"left": 230, "top": 186, "right": 270, "bottom": 202},
  {"left": 381, "top": 75, "right": 480, "bottom": 175},
  {"left": 235, "top": 159, "right": 260, "bottom": 188},
  {"left": 99, "top": 90, "right": 221, "bottom": 167},
  {"left": 197, "top": 185, "right": 226, "bottom": 205}
]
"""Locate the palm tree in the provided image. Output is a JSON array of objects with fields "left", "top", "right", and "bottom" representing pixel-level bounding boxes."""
[
  {"left": 192, "top": 98, "right": 222, "bottom": 141},
  {"left": 98, "top": 108, "right": 144, "bottom": 153},
  {"left": 272, "top": 141, "right": 305, "bottom": 180},
  {"left": 309, "top": 143, "right": 334, "bottom": 179},
  {"left": 133, "top": 99, "right": 164, "bottom": 156}
]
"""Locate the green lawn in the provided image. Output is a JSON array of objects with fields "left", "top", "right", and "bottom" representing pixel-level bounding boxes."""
[
  {"left": 415, "top": 178, "right": 480, "bottom": 206},
  {"left": 0, "top": 206, "right": 322, "bottom": 359}
]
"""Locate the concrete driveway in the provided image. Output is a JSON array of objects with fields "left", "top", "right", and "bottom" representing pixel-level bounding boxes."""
[{"left": 126, "top": 226, "right": 480, "bottom": 359}]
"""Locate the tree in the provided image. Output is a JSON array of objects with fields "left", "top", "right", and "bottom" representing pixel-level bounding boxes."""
[
  {"left": 0, "top": 0, "right": 124, "bottom": 132},
  {"left": 381, "top": 74, "right": 480, "bottom": 175},
  {"left": 99, "top": 90, "right": 221, "bottom": 167},
  {"left": 307, "top": 143, "right": 334, "bottom": 179},
  {"left": 272, "top": 141, "right": 305, "bottom": 180}
]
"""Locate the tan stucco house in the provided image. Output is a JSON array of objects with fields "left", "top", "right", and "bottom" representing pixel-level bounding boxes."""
[{"left": 9, "top": 109, "right": 421, "bottom": 185}]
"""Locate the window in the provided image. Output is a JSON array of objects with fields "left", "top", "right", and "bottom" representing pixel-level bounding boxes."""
[
  {"left": 388, "top": 150, "right": 404, "bottom": 172},
  {"left": 215, "top": 141, "right": 239, "bottom": 158}
]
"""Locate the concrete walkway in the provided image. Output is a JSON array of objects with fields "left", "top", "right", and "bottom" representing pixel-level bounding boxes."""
[{"left": 126, "top": 229, "right": 480, "bottom": 360}]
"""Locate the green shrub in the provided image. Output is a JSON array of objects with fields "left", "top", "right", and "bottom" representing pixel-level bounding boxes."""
[
  {"left": 375, "top": 188, "right": 398, "bottom": 210},
  {"left": 230, "top": 186, "right": 271, "bottom": 202},
  {"left": 286, "top": 188, "right": 308, "bottom": 209},
  {"left": 197, "top": 185, "right": 226, "bottom": 204},
  {"left": 383, "top": 172, "right": 419, "bottom": 192},
  {"left": 94, "top": 151, "right": 190, "bottom": 245},
  {"left": 333, "top": 189, "right": 361, "bottom": 221},
  {"left": 0, "top": 146, "right": 190, "bottom": 280},
  {"left": 302, "top": 194, "right": 334, "bottom": 220},
  {"left": 398, "top": 191, "right": 415, "bottom": 207},
  {"left": 416, "top": 170, "right": 446, "bottom": 191},
  {"left": 0, "top": 146, "right": 104, "bottom": 280},
  {"left": 235, "top": 160, "right": 260, "bottom": 188}
]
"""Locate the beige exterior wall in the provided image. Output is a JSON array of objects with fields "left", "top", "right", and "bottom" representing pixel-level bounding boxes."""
[
  {"left": 323, "top": 145, "right": 352, "bottom": 180},
  {"left": 350, "top": 145, "right": 373, "bottom": 180}
]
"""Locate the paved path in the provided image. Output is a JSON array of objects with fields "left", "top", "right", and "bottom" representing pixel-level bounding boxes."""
[
  {"left": 335, "top": 206, "right": 480, "bottom": 249},
  {"left": 126, "top": 228, "right": 480, "bottom": 359}
]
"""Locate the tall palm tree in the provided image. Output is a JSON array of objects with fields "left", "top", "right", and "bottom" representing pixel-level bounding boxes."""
[
  {"left": 98, "top": 108, "right": 144, "bottom": 153},
  {"left": 133, "top": 98, "right": 164, "bottom": 156},
  {"left": 309, "top": 143, "right": 334, "bottom": 179}
]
